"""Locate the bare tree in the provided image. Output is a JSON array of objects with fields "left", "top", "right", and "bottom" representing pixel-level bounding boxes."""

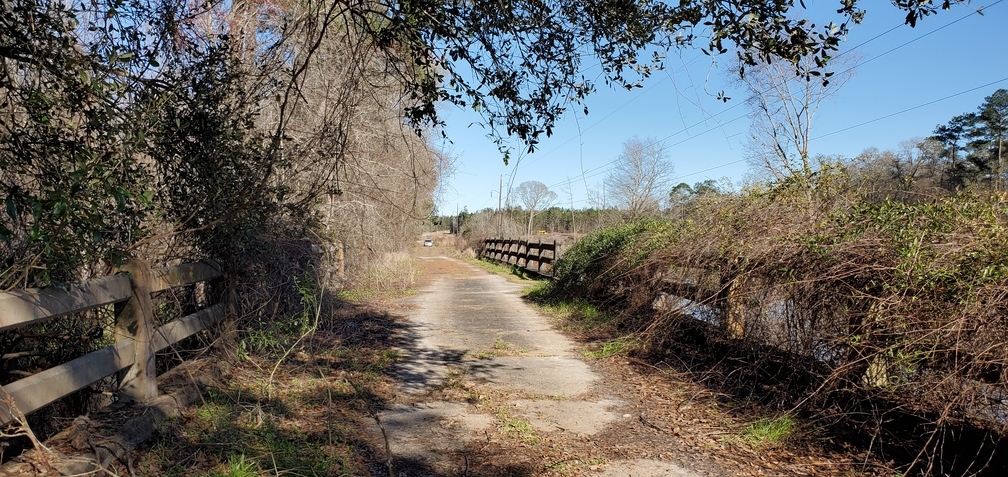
[
  {"left": 852, "top": 138, "right": 944, "bottom": 200},
  {"left": 605, "top": 136, "right": 675, "bottom": 218},
  {"left": 515, "top": 181, "right": 557, "bottom": 236},
  {"left": 741, "top": 54, "right": 856, "bottom": 181}
]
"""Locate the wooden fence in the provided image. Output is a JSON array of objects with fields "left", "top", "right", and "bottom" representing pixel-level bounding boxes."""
[
  {"left": 0, "top": 259, "right": 226, "bottom": 426},
  {"left": 479, "top": 238, "right": 560, "bottom": 277}
]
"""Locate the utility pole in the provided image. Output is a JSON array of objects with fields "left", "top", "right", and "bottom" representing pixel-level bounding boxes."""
[
  {"left": 497, "top": 174, "right": 503, "bottom": 238},
  {"left": 569, "top": 190, "right": 576, "bottom": 234},
  {"left": 564, "top": 176, "right": 576, "bottom": 234}
]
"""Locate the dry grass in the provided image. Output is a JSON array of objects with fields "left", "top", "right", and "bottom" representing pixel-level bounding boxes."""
[
  {"left": 351, "top": 252, "right": 419, "bottom": 295},
  {"left": 540, "top": 173, "right": 1008, "bottom": 475},
  {"left": 135, "top": 302, "right": 406, "bottom": 476}
]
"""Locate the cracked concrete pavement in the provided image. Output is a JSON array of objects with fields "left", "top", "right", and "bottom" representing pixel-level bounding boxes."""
[{"left": 376, "top": 255, "right": 702, "bottom": 476}]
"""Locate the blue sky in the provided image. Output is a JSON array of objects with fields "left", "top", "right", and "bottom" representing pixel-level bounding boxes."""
[{"left": 435, "top": 1, "right": 1008, "bottom": 213}]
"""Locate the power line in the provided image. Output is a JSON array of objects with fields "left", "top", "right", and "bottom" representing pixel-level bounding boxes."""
[
  {"left": 518, "top": 75, "right": 670, "bottom": 168},
  {"left": 535, "top": 9, "right": 921, "bottom": 188},
  {"left": 836, "top": 24, "right": 904, "bottom": 58},
  {"left": 549, "top": 72, "right": 1008, "bottom": 192},
  {"left": 542, "top": 4, "right": 1001, "bottom": 192},
  {"left": 521, "top": 54, "right": 707, "bottom": 168},
  {"left": 813, "top": 76, "right": 1008, "bottom": 140},
  {"left": 532, "top": 6, "right": 927, "bottom": 172},
  {"left": 546, "top": 114, "right": 749, "bottom": 189},
  {"left": 857, "top": 0, "right": 1002, "bottom": 71}
]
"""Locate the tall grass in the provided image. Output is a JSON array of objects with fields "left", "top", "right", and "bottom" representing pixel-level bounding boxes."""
[
  {"left": 353, "top": 252, "right": 418, "bottom": 294},
  {"left": 538, "top": 169, "right": 1008, "bottom": 473}
]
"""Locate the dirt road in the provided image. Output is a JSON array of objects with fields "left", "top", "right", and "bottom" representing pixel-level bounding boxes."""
[{"left": 371, "top": 254, "right": 710, "bottom": 476}]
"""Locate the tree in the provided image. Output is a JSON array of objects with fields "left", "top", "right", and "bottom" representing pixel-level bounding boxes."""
[
  {"left": 691, "top": 179, "right": 730, "bottom": 196},
  {"left": 605, "top": 136, "right": 675, "bottom": 218},
  {"left": 974, "top": 89, "right": 1008, "bottom": 189},
  {"left": 931, "top": 113, "right": 974, "bottom": 190},
  {"left": 0, "top": 0, "right": 448, "bottom": 300},
  {"left": 668, "top": 179, "right": 730, "bottom": 219},
  {"left": 515, "top": 181, "right": 557, "bottom": 236},
  {"left": 934, "top": 89, "right": 1008, "bottom": 190},
  {"left": 852, "top": 139, "right": 943, "bottom": 200},
  {"left": 891, "top": 138, "right": 944, "bottom": 192},
  {"left": 740, "top": 54, "right": 856, "bottom": 181},
  {"left": 366, "top": 0, "right": 963, "bottom": 155}
]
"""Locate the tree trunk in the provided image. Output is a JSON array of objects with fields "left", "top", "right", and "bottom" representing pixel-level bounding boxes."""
[{"left": 998, "top": 136, "right": 1004, "bottom": 191}]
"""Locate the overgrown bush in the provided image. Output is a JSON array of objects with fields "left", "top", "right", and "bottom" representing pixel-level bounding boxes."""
[
  {"left": 549, "top": 219, "right": 682, "bottom": 303},
  {"left": 0, "top": 0, "right": 441, "bottom": 452},
  {"left": 541, "top": 167, "right": 1008, "bottom": 474}
]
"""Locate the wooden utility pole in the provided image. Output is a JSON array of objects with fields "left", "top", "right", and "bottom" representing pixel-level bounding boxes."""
[
  {"left": 569, "top": 188, "right": 576, "bottom": 234},
  {"left": 497, "top": 174, "right": 503, "bottom": 237}
]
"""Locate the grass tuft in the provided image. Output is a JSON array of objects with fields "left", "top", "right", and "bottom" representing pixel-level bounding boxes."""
[
  {"left": 583, "top": 336, "right": 639, "bottom": 358},
  {"left": 473, "top": 338, "right": 525, "bottom": 359},
  {"left": 495, "top": 406, "right": 540, "bottom": 444},
  {"left": 209, "top": 454, "right": 258, "bottom": 477},
  {"left": 738, "top": 414, "right": 796, "bottom": 448}
]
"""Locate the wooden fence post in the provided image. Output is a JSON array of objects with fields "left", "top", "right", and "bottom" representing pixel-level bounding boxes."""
[
  {"left": 115, "top": 259, "right": 158, "bottom": 401},
  {"left": 531, "top": 241, "right": 540, "bottom": 273},
  {"left": 551, "top": 240, "right": 558, "bottom": 275},
  {"left": 724, "top": 276, "right": 745, "bottom": 340}
]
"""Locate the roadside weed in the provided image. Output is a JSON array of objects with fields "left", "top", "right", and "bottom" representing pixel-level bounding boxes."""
[
  {"left": 738, "top": 414, "right": 796, "bottom": 448},
  {"left": 583, "top": 336, "right": 639, "bottom": 359},
  {"left": 526, "top": 294, "right": 614, "bottom": 333},
  {"left": 473, "top": 338, "right": 525, "bottom": 359},
  {"left": 209, "top": 454, "right": 257, "bottom": 477},
  {"left": 495, "top": 406, "right": 540, "bottom": 444}
]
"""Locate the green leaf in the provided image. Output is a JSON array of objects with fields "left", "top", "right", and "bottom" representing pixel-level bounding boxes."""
[
  {"left": 53, "top": 201, "right": 67, "bottom": 217},
  {"left": 5, "top": 196, "right": 17, "bottom": 221}
]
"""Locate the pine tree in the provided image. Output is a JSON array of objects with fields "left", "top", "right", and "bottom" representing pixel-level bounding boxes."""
[
  {"left": 931, "top": 113, "right": 974, "bottom": 189},
  {"left": 974, "top": 89, "right": 1008, "bottom": 189}
]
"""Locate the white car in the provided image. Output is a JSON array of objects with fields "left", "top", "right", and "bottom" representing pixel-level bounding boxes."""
[{"left": 423, "top": 239, "right": 434, "bottom": 247}]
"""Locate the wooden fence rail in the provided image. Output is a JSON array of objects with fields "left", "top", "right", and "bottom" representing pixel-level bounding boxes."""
[
  {"left": 0, "top": 259, "right": 226, "bottom": 426},
  {"left": 479, "top": 238, "right": 560, "bottom": 277}
]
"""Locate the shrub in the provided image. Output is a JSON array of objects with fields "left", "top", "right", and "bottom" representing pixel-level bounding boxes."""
[{"left": 540, "top": 167, "right": 1008, "bottom": 471}]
